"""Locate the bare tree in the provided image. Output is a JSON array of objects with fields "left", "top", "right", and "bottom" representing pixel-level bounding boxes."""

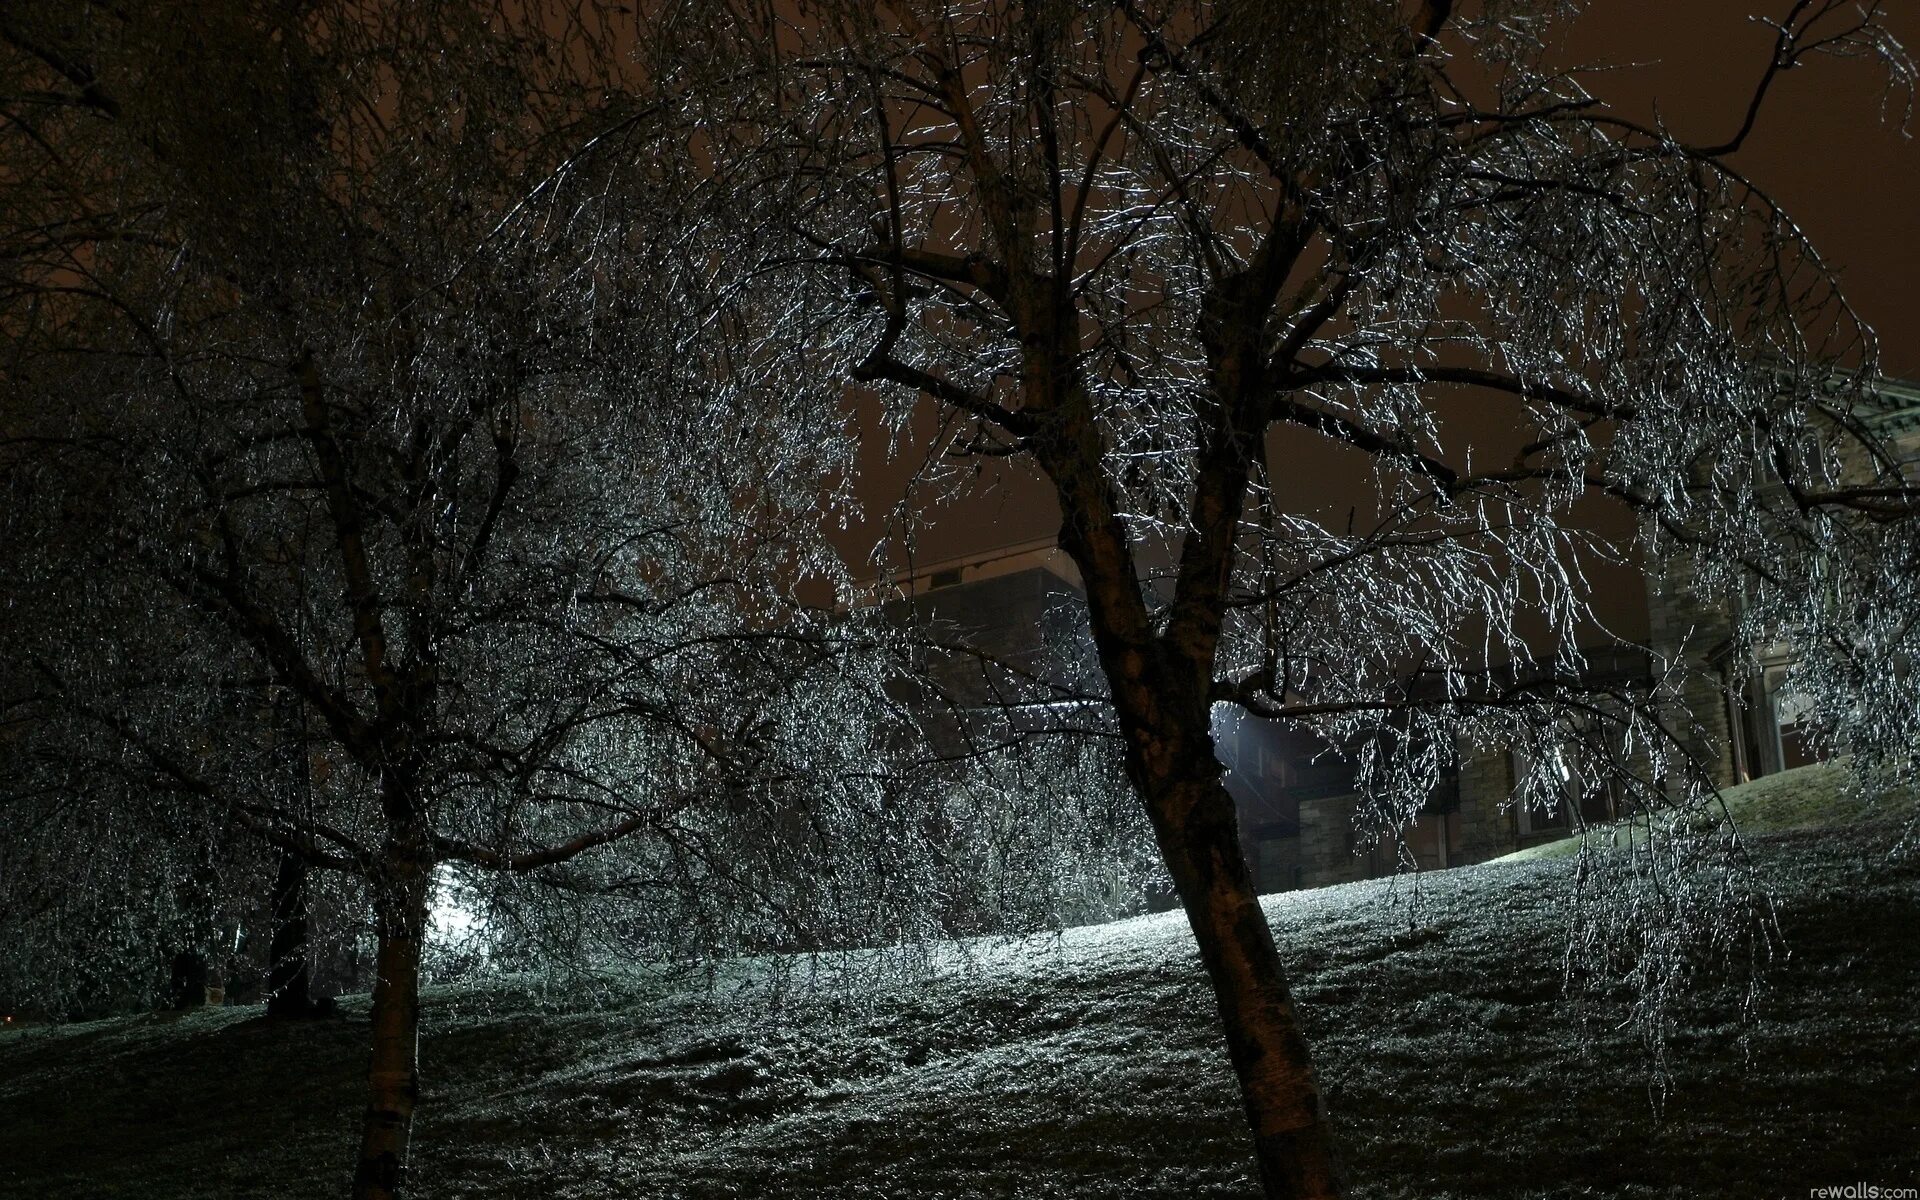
[
  {"left": 619, "top": 2, "right": 1920, "bottom": 1195},
  {"left": 0, "top": 7, "right": 1167, "bottom": 1194},
  {"left": 0, "top": 5, "right": 976, "bottom": 1197}
]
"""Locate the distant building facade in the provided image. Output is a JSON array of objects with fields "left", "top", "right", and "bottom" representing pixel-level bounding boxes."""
[
  {"left": 869, "top": 380, "right": 1920, "bottom": 893},
  {"left": 874, "top": 538, "right": 1096, "bottom": 710},
  {"left": 866, "top": 537, "right": 1599, "bottom": 892},
  {"left": 1646, "top": 377, "right": 1920, "bottom": 791}
]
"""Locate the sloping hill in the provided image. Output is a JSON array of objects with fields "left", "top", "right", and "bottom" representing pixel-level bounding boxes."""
[
  {"left": 1494, "top": 760, "right": 1920, "bottom": 863},
  {"left": 2, "top": 811, "right": 1915, "bottom": 1199}
]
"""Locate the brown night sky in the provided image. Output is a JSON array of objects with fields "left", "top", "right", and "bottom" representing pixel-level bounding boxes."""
[{"left": 842, "top": 2, "right": 1920, "bottom": 619}]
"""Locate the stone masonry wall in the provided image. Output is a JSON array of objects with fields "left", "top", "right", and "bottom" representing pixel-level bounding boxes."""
[
  {"left": 1452, "top": 746, "right": 1517, "bottom": 864},
  {"left": 1643, "top": 539, "right": 1739, "bottom": 790},
  {"left": 1296, "top": 793, "right": 1367, "bottom": 888}
]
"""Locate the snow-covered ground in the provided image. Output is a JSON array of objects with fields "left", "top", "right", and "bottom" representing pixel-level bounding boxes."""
[{"left": 3, "top": 793, "right": 1915, "bottom": 1199}]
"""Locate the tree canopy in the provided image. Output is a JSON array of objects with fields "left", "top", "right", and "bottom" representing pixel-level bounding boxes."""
[
  {"left": 611, "top": 2, "right": 1920, "bottom": 1195},
  {"left": 0, "top": 4, "right": 1153, "bottom": 1195},
  {"left": 3, "top": 3, "right": 1918, "bottom": 1199}
]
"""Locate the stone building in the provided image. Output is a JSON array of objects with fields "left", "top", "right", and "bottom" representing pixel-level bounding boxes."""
[
  {"left": 1644, "top": 376, "right": 1920, "bottom": 790},
  {"left": 872, "top": 537, "right": 1095, "bottom": 711},
  {"left": 865, "top": 538, "right": 1615, "bottom": 892},
  {"left": 871, "top": 379, "right": 1920, "bottom": 893},
  {"left": 1237, "top": 645, "right": 1656, "bottom": 892}
]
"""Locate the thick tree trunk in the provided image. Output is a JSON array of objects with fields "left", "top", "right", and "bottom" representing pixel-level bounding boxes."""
[
  {"left": 1143, "top": 762, "right": 1344, "bottom": 1199},
  {"left": 1048, "top": 474, "right": 1343, "bottom": 1195},
  {"left": 351, "top": 856, "right": 429, "bottom": 1200},
  {"left": 1048, "top": 476, "right": 1343, "bottom": 1196},
  {"left": 264, "top": 846, "right": 319, "bottom": 1019}
]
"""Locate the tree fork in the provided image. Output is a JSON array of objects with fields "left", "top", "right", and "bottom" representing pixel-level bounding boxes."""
[{"left": 1053, "top": 473, "right": 1343, "bottom": 1198}]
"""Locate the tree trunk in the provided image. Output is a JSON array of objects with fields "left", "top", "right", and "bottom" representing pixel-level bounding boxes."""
[
  {"left": 1145, "top": 764, "right": 1344, "bottom": 1200},
  {"left": 352, "top": 856, "right": 429, "bottom": 1200},
  {"left": 1047, "top": 455, "right": 1343, "bottom": 1197},
  {"left": 264, "top": 846, "right": 319, "bottom": 1019}
]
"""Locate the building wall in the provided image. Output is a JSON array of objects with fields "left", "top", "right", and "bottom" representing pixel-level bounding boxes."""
[
  {"left": 1248, "top": 834, "right": 1302, "bottom": 895},
  {"left": 1296, "top": 792, "right": 1366, "bottom": 888},
  {"left": 1291, "top": 789, "right": 1477, "bottom": 890},
  {"left": 1636, "top": 378, "right": 1920, "bottom": 792},
  {"left": 1643, "top": 543, "right": 1740, "bottom": 790},
  {"left": 1453, "top": 747, "right": 1518, "bottom": 864}
]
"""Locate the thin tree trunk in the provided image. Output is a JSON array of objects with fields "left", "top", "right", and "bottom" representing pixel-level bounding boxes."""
[
  {"left": 264, "top": 846, "right": 317, "bottom": 1019},
  {"left": 1145, "top": 765, "right": 1343, "bottom": 1200},
  {"left": 352, "top": 857, "right": 429, "bottom": 1200}
]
